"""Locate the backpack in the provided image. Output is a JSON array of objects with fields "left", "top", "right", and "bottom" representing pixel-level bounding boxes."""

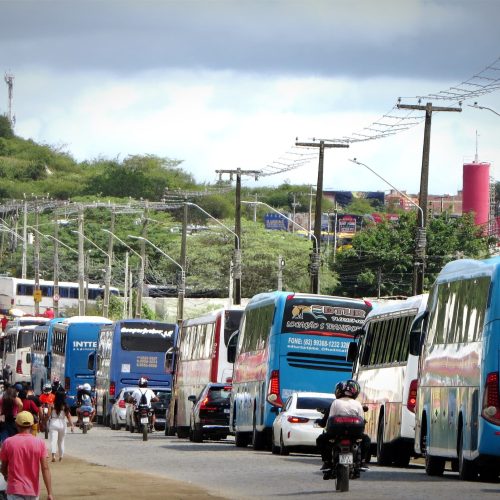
[{"left": 139, "top": 390, "right": 148, "bottom": 405}]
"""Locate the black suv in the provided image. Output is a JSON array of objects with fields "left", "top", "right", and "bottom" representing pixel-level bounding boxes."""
[{"left": 188, "top": 383, "right": 232, "bottom": 442}]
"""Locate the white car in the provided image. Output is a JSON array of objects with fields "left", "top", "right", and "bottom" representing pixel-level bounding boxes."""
[
  {"left": 110, "top": 387, "right": 135, "bottom": 430},
  {"left": 271, "top": 392, "right": 335, "bottom": 455}
]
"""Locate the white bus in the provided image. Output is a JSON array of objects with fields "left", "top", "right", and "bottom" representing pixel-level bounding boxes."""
[
  {"left": 0, "top": 277, "right": 119, "bottom": 316},
  {"left": 2, "top": 317, "right": 49, "bottom": 385},
  {"left": 349, "top": 294, "right": 428, "bottom": 466}
]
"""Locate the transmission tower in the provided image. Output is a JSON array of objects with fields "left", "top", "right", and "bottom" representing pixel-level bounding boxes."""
[{"left": 4, "top": 73, "right": 15, "bottom": 126}]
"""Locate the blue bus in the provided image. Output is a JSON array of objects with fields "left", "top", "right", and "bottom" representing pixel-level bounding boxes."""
[
  {"left": 415, "top": 257, "right": 500, "bottom": 481},
  {"left": 230, "top": 291, "right": 372, "bottom": 449},
  {"left": 30, "top": 318, "right": 65, "bottom": 394},
  {"left": 51, "top": 316, "right": 112, "bottom": 410},
  {"left": 93, "top": 319, "right": 178, "bottom": 425}
]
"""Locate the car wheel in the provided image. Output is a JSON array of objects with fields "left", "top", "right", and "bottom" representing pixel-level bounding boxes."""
[
  {"left": 192, "top": 425, "right": 203, "bottom": 443},
  {"left": 279, "top": 432, "right": 289, "bottom": 456}
]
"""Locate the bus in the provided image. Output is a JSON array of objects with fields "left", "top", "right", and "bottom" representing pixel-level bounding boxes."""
[
  {"left": 0, "top": 276, "right": 119, "bottom": 316},
  {"left": 168, "top": 308, "right": 243, "bottom": 438},
  {"left": 31, "top": 318, "right": 65, "bottom": 394},
  {"left": 2, "top": 316, "right": 49, "bottom": 385},
  {"left": 51, "top": 316, "right": 112, "bottom": 410},
  {"left": 349, "top": 294, "right": 428, "bottom": 467},
  {"left": 93, "top": 319, "right": 178, "bottom": 425},
  {"left": 230, "top": 291, "right": 372, "bottom": 449},
  {"left": 415, "top": 257, "right": 500, "bottom": 481}
]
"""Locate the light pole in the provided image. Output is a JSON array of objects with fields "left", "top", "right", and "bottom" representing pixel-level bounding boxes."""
[
  {"left": 72, "top": 230, "right": 112, "bottom": 318},
  {"left": 129, "top": 235, "right": 185, "bottom": 326},
  {"left": 185, "top": 202, "right": 241, "bottom": 305},
  {"left": 349, "top": 158, "right": 426, "bottom": 295},
  {"left": 241, "top": 200, "right": 320, "bottom": 293},
  {"left": 102, "top": 229, "right": 144, "bottom": 318}
]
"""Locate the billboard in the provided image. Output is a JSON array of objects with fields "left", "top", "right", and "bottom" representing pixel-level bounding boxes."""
[{"left": 264, "top": 213, "right": 289, "bottom": 230}]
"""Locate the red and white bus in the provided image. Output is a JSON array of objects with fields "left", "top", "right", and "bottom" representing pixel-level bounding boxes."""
[{"left": 167, "top": 308, "right": 243, "bottom": 438}]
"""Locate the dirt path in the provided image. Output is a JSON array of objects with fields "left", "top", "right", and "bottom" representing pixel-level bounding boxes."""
[{"left": 44, "top": 455, "right": 225, "bottom": 499}]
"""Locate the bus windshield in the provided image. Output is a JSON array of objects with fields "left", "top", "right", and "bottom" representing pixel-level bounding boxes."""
[
  {"left": 120, "top": 322, "right": 176, "bottom": 352},
  {"left": 17, "top": 329, "right": 34, "bottom": 348},
  {"left": 282, "top": 298, "right": 367, "bottom": 335}
]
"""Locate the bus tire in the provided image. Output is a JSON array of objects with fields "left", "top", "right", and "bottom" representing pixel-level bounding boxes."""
[
  {"left": 393, "top": 443, "right": 411, "bottom": 467},
  {"left": 235, "top": 431, "right": 251, "bottom": 448},
  {"left": 177, "top": 426, "right": 189, "bottom": 439},
  {"left": 252, "top": 422, "right": 266, "bottom": 451},
  {"left": 423, "top": 422, "right": 444, "bottom": 476},
  {"left": 458, "top": 429, "right": 477, "bottom": 481},
  {"left": 376, "top": 417, "right": 392, "bottom": 466}
]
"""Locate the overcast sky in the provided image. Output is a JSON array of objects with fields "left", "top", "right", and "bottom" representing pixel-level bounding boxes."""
[{"left": 1, "top": 0, "right": 500, "bottom": 196}]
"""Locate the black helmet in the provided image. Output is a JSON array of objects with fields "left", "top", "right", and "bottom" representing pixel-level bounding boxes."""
[
  {"left": 335, "top": 380, "right": 360, "bottom": 399},
  {"left": 138, "top": 377, "right": 148, "bottom": 388}
]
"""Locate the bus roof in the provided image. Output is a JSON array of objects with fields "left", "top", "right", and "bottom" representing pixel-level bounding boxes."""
[
  {"left": 436, "top": 256, "right": 500, "bottom": 283},
  {"left": 246, "top": 291, "right": 371, "bottom": 307},
  {"left": 365, "top": 294, "right": 428, "bottom": 321},
  {"left": 61, "top": 316, "right": 112, "bottom": 325},
  {"left": 182, "top": 306, "right": 244, "bottom": 325}
]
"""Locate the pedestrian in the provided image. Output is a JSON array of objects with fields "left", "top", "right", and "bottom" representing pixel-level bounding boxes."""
[
  {"left": 0, "top": 387, "right": 23, "bottom": 444},
  {"left": 1, "top": 366, "right": 11, "bottom": 386},
  {"left": 48, "top": 389, "right": 74, "bottom": 462},
  {"left": 18, "top": 389, "right": 40, "bottom": 437},
  {"left": 0, "top": 411, "right": 54, "bottom": 500}
]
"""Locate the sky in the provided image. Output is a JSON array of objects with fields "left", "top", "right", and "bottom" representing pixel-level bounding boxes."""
[{"left": 1, "top": 0, "right": 500, "bottom": 197}]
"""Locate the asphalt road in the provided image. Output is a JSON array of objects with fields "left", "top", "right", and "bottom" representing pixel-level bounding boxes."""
[{"left": 63, "top": 426, "right": 500, "bottom": 499}]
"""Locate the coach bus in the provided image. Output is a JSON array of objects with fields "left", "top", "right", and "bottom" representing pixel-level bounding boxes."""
[
  {"left": 2, "top": 316, "right": 49, "bottom": 385},
  {"left": 415, "top": 257, "right": 500, "bottom": 481},
  {"left": 168, "top": 308, "right": 243, "bottom": 438},
  {"left": 0, "top": 276, "right": 119, "bottom": 316},
  {"left": 31, "top": 318, "right": 65, "bottom": 394},
  {"left": 92, "top": 319, "right": 178, "bottom": 425},
  {"left": 349, "top": 294, "right": 428, "bottom": 467},
  {"left": 230, "top": 291, "right": 372, "bottom": 449},
  {"left": 51, "top": 316, "right": 112, "bottom": 410}
]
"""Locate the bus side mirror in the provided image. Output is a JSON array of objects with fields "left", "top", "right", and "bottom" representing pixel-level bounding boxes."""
[
  {"left": 26, "top": 352, "right": 31, "bottom": 364},
  {"left": 188, "top": 395, "right": 196, "bottom": 404},
  {"left": 409, "top": 331, "right": 420, "bottom": 356},
  {"left": 87, "top": 352, "right": 95, "bottom": 371},
  {"left": 346, "top": 342, "right": 358, "bottom": 363},
  {"left": 227, "top": 330, "right": 239, "bottom": 364},
  {"left": 43, "top": 354, "right": 50, "bottom": 368},
  {"left": 165, "top": 347, "right": 176, "bottom": 374}
]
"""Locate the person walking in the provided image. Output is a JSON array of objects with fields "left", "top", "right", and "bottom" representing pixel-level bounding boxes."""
[
  {"left": 18, "top": 389, "right": 40, "bottom": 437},
  {"left": 0, "top": 411, "right": 54, "bottom": 500},
  {"left": 0, "top": 387, "right": 23, "bottom": 444},
  {"left": 48, "top": 390, "right": 74, "bottom": 462}
]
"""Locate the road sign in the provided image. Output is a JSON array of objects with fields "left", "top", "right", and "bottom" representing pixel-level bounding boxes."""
[
  {"left": 33, "top": 289, "right": 42, "bottom": 302},
  {"left": 53, "top": 294, "right": 60, "bottom": 302}
]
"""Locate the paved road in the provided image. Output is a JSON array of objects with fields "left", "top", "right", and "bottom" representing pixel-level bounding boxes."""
[{"left": 63, "top": 426, "right": 500, "bottom": 499}]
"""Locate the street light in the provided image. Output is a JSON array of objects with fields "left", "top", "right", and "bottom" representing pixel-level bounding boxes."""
[
  {"left": 185, "top": 202, "right": 241, "bottom": 305},
  {"left": 72, "top": 230, "right": 112, "bottom": 318},
  {"left": 128, "top": 235, "right": 185, "bottom": 326},
  {"left": 241, "top": 200, "right": 320, "bottom": 293},
  {"left": 468, "top": 102, "right": 500, "bottom": 117},
  {"left": 349, "top": 158, "right": 426, "bottom": 295},
  {"left": 102, "top": 229, "right": 144, "bottom": 318}
]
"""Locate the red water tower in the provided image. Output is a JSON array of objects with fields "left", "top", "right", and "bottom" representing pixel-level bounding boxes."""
[{"left": 462, "top": 161, "right": 490, "bottom": 227}]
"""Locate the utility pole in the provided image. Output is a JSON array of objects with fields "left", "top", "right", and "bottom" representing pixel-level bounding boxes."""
[
  {"left": 53, "top": 212, "right": 60, "bottom": 316},
  {"left": 4, "top": 73, "right": 15, "bottom": 126},
  {"left": 136, "top": 206, "right": 148, "bottom": 318},
  {"left": 33, "top": 202, "right": 40, "bottom": 316},
  {"left": 277, "top": 256, "right": 285, "bottom": 291},
  {"left": 179, "top": 198, "right": 188, "bottom": 326},
  {"left": 295, "top": 140, "right": 349, "bottom": 294},
  {"left": 77, "top": 206, "right": 85, "bottom": 316},
  {"left": 123, "top": 252, "right": 129, "bottom": 318},
  {"left": 22, "top": 198, "right": 27, "bottom": 279},
  {"left": 104, "top": 211, "right": 115, "bottom": 318},
  {"left": 215, "top": 168, "right": 261, "bottom": 305},
  {"left": 397, "top": 101, "right": 461, "bottom": 294}
]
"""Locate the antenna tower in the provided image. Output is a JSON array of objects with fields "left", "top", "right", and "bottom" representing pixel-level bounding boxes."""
[{"left": 4, "top": 73, "right": 15, "bottom": 126}]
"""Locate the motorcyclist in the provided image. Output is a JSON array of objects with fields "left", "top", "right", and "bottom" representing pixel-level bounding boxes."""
[
  {"left": 38, "top": 383, "right": 55, "bottom": 434},
  {"left": 317, "top": 380, "right": 371, "bottom": 471},
  {"left": 76, "top": 383, "right": 95, "bottom": 426},
  {"left": 131, "top": 377, "right": 158, "bottom": 430},
  {"left": 51, "top": 377, "right": 62, "bottom": 395}
]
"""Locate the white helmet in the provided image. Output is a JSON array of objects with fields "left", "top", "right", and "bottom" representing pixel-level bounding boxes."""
[
  {"left": 83, "top": 383, "right": 91, "bottom": 391},
  {"left": 43, "top": 383, "right": 52, "bottom": 393}
]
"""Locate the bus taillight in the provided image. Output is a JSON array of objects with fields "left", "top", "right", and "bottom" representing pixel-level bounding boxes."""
[
  {"left": 109, "top": 381, "right": 116, "bottom": 397},
  {"left": 482, "top": 371, "right": 500, "bottom": 425},
  {"left": 407, "top": 379, "right": 418, "bottom": 413},
  {"left": 64, "top": 377, "right": 70, "bottom": 391},
  {"left": 267, "top": 370, "right": 283, "bottom": 407},
  {"left": 16, "top": 360, "right": 22, "bottom": 374}
]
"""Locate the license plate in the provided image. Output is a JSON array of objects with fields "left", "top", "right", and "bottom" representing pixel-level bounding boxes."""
[
  {"left": 82, "top": 417, "right": 90, "bottom": 423},
  {"left": 43, "top": 408, "right": 48, "bottom": 415},
  {"left": 224, "top": 409, "right": 230, "bottom": 414},
  {"left": 339, "top": 453, "right": 353, "bottom": 465},
  {"left": 140, "top": 417, "right": 149, "bottom": 424}
]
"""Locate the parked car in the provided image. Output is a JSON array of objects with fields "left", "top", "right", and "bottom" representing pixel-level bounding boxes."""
[
  {"left": 271, "top": 392, "right": 335, "bottom": 455},
  {"left": 110, "top": 386, "right": 135, "bottom": 430},
  {"left": 125, "top": 387, "right": 172, "bottom": 432},
  {"left": 188, "top": 383, "right": 232, "bottom": 442}
]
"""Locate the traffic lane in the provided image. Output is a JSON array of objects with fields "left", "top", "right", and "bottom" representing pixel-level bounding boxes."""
[{"left": 63, "top": 428, "right": 500, "bottom": 499}]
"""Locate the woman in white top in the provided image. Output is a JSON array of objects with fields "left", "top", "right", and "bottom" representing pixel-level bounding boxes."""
[{"left": 49, "top": 389, "right": 74, "bottom": 462}]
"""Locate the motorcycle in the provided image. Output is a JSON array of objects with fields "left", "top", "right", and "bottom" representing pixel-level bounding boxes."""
[
  {"left": 78, "top": 405, "right": 94, "bottom": 434},
  {"left": 40, "top": 403, "right": 51, "bottom": 439},
  {"left": 322, "top": 415, "right": 366, "bottom": 492},
  {"left": 133, "top": 403, "right": 153, "bottom": 441}
]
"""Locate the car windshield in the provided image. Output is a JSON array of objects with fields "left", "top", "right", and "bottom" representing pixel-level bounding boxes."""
[
  {"left": 207, "top": 386, "right": 232, "bottom": 402},
  {"left": 296, "top": 396, "right": 334, "bottom": 410},
  {"left": 154, "top": 391, "right": 171, "bottom": 403}
]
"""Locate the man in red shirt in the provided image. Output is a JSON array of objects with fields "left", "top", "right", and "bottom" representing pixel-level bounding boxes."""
[{"left": 0, "top": 411, "right": 54, "bottom": 499}]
